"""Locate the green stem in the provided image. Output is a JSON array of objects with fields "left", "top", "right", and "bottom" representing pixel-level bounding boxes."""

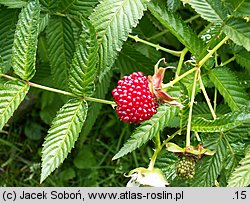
[
  {"left": 194, "top": 131, "right": 201, "bottom": 142},
  {"left": 84, "top": 96, "right": 116, "bottom": 105},
  {"left": 148, "top": 132, "right": 161, "bottom": 170},
  {"left": 220, "top": 56, "right": 236, "bottom": 67},
  {"left": 186, "top": 69, "right": 199, "bottom": 147},
  {"left": 161, "top": 129, "right": 182, "bottom": 148},
  {"left": 185, "top": 14, "right": 200, "bottom": 23},
  {"left": 0, "top": 73, "right": 17, "bottom": 81},
  {"left": 156, "top": 132, "right": 161, "bottom": 150},
  {"left": 147, "top": 30, "right": 169, "bottom": 40},
  {"left": 198, "top": 36, "right": 229, "bottom": 68},
  {"left": 147, "top": 15, "right": 200, "bottom": 41},
  {"left": 148, "top": 129, "right": 181, "bottom": 170},
  {"left": 175, "top": 47, "right": 189, "bottom": 77},
  {"left": 27, "top": 81, "right": 77, "bottom": 97},
  {"left": 215, "top": 51, "right": 219, "bottom": 67},
  {"left": 128, "top": 35, "right": 182, "bottom": 57},
  {"left": 0, "top": 74, "right": 116, "bottom": 106},
  {"left": 213, "top": 88, "right": 217, "bottom": 113},
  {"left": 224, "top": 134, "right": 235, "bottom": 156},
  {"left": 162, "top": 67, "right": 197, "bottom": 89},
  {"left": 199, "top": 74, "right": 217, "bottom": 119}
]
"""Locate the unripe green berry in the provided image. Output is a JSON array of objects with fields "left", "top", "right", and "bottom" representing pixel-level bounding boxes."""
[{"left": 176, "top": 156, "right": 196, "bottom": 179}]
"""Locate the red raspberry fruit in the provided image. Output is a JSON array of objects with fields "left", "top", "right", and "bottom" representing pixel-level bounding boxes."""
[{"left": 112, "top": 72, "right": 158, "bottom": 123}]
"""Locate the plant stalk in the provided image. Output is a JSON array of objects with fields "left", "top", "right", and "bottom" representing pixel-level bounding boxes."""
[
  {"left": 148, "top": 129, "right": 181, "bottom": 170},
  {"left": 220, "top": 56, "right": 236, "bottom": 66},
  {"left": 162, "top": 67, "right": 197, "bottom": 89},
  {"left": 213, "top": 88, "right": 217, "bottom": 113},
  {"left": 186, "top": 69, "right": 199, "bottom": 147},
  {"left": 175, "top": 47, "right": 189, "bottom": 77},
  {"left": 128, "top": 35, "right": 182, "bottom": 57},
  {"left": 148, "top": 132, "right": 161, "bottom": 170},
  {"left": 199, "top": 75, "right": 217, "bottom": 119},
  {"left": 198, "top": 36, "right": 229, "bottom": 68},
  {"left": 0, "top": 74, "right": 116, "bottom": 106}
]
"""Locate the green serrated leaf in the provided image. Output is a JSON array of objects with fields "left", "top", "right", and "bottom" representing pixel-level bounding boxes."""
[
  {"left": 192, "top": 135, "right": 227, "bottom": 186},
  {"left": 167, "top": 0, "right": 182, "bottom": 12},
  {"left": 228, "top": 145, "right": 250, "bottom": 187},
  {"left": 41, "top": 99, "right": 88, "bottom": 183},
  {"left": 90, "top": 0, "right": 147, "bottom": 80},
  {"left": 223, "top": 18, "right": 250, "bottom": 52},
  {"left": 114, "top": 43, "right": 155, "bottom": 75},
  {"left": 12, "top": 0, "right": 40, "bottom": 80},
  {"left": 39, "top": 0, "right": 59, "bottom": 11},
  {"left": 39, "top": 91, "right": 64, "bottom": 125},
  {"left": 209, "top": 67, "right": 249, "bottom": 111},
  {"left": 0, "top": 8, "right": 19, "bottom": 72},
  {"left": 225, "top": 123, "right": 250, "bottom": 142},
  {"left": 200, "top": 23, "right": 224, "bottom": 45},
  {"left": 225, "top": 0, "right": 250, "bottom": 17},
  {"left": 59, "top": 0, "right": 98, "bottom": 17},
  {"left": 147, "top": 1, "right": 206, "bottom": 58},
  {"left": 220, "top": 151, "right": 239, "bottom": 186},
  {"left": 39, "top": 14, "right": 49, "bottom": 33},
  {"left": 155, "top": 150, "right": 178, "bottom": 181},
  {"left": 192, "top": 111, "right": 250, "bottom": 132},
  {"left": 79, "top": 69, "right": 113, "bottom": 140},
  {"left": 69, "top": 18, "right": 98, "bottom": 96},
  {"left": 0, "top": 80, "right": 29, "bottom": 130},
  {"left": 46, "top": 16, "right": 75, "bottom": 90},
  {"left": 235, "top": 48, "right": 250, "bottom": 71},
  {"left": 113, "top": 105, "right": 177, "bottom": 160},
  {"left": 0, "top": 55, "right": 3, "bottom": 73},
  {"left": 182, "top": 0, "right": 227, "bottom": 23},
  {"left": 0, "top": 0, "right": 27, "bottom": 8}
]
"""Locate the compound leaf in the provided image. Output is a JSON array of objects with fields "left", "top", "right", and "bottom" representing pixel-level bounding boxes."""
[
  {"left": 0, "top": 80, "right": 29, "bottom": 130},
  {"left": 113, "top": 105, "right": 177, "bottom": 160},
  {"left": 41, "top": 99, "right": 88, "bottom": 183},
  {"left": 69, "top": 18, "right": 98, "bottom": 96},
  {"left": 12, "top": 0, "right": 40, "bottom": 80},
  {"left": 227, "top": 145, "right": 250, "bottom": 187},
  {"left": 209, "top": 67, "right": 249, "bottom": 111}
]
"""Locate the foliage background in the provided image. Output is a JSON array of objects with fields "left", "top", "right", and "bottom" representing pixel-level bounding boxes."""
[{"left": 0, "top": 0, "right": 250, "bottom": 186}]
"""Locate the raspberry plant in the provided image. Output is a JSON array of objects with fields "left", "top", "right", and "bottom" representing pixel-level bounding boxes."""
[{"left": 0, "top": 0, "right": 250, "bottom": 186}]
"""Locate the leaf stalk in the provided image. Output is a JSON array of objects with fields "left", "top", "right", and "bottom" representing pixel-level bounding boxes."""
[
  {"left": 128, "top": 34, "right": 182, "bottom": 57},
  {"left": 0, "top": 74, "right": 116, "bottom": 106}
]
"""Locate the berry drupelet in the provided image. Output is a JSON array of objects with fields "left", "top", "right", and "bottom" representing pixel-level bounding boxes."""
[{"left": 112, "top": 72, "right": 158, "bottom": 123}]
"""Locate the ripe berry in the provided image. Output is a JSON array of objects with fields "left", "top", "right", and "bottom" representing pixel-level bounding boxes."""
[
  {"left": 112, "top": 72, "right": 158, "bottom": 123},
  {"left": 176, "top": 156, "right": 196, "bottom": 179}
]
